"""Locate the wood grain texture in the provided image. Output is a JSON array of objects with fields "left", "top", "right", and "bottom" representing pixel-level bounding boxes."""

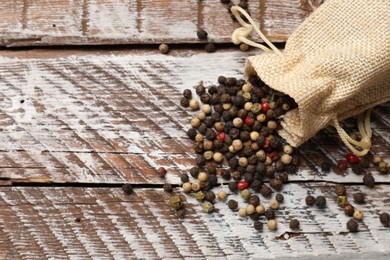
[
  {"left": 0, "top": 49, "right": 388, "bottom": 185},
  {"left": 0, "top": 184, "right": 389, "bottom": 259},
  {"left": 0, "top": 0, "right": 312, "bottom": 47}
]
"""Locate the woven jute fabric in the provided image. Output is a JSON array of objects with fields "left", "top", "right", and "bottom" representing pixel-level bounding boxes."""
[{"left": 245, "top": 0, "right": 390, "bottom": 147}]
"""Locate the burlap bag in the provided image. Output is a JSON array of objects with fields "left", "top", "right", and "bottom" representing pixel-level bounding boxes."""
[{"left": 231, "top": 0, "right": 390, "bottom": 156}]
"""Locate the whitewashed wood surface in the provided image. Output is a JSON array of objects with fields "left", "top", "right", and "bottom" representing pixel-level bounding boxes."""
[{"left": 0, "top": 0, "right": 313, "bottom": 47}]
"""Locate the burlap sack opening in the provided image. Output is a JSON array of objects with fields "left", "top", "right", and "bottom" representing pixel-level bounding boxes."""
[{"left": 232, "top": 0, "right": 390, "bottom": 155}]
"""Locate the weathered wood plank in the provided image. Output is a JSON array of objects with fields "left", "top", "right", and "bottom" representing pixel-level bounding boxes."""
[
  {"left": 0, "top": 184, "right": 389, "bottom": 259},
  {"left": 0, "top": 49, "right": 388, "bottom": 185},
  {"left": 0, "top": 0, "right": 313, "bottom": 47}
]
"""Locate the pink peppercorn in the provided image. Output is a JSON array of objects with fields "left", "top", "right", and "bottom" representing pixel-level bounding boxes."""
[
  {"left": 261, "top": 102, "right": 270, "bottom": 113},
  {"left": 216, "top": 132, "right": 225, "bottom": 142},
  {"left": 346, "top": 153, "right": 360, "bottom": 164},
  {"left": 245, "top": 116, "right": 254, "bottom": 127},
  {"left": 338, "top": 160, "right": 348, "bottom": 170},
  {"left": 238, "top": 181, "right": 249, "bottom": 190}
]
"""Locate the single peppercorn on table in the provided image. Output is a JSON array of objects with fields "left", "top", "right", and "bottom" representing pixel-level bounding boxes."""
[{"left": 0, "top": 1, "right": 389, "bottom": 259}]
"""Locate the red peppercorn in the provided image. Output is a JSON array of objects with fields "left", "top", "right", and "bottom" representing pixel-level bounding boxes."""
[
  {"left": 338, "top": 160, "right": 348, "bottom": 170},
  {"left": 263, "top": 138, "right": 270, "bottom": 149},
  {"left": 237, "top": 181, "right": 249, "bottom": 190},
  {"left": 346, "top": 153, "right": 360, "bottom": 164},
  {"left": 245, "top": 116, "right": 254, "bottom": 127},
  {"left": 261, "top": 102, "right": 270, "bottom": 113},
  {"left": 216, "top": 131, "right": 225, "bottom": 142}
]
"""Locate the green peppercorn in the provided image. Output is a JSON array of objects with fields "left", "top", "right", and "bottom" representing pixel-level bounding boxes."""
[
  {"left": 378, "top": 161, "right": 388, "bottom": 174},
  {"left": 202, "top": 201, "right": 214, "bottom": 213},
  {"left": 240, "top": 189, "right": 251, "bottom": 200},
  {"left": 347, "top": 219, "right": 358, "bottom": 232},
  {"left": 336, "top": 196, "right": 348, "bottom": 208},
  {"left": 195, "top": 191, "right": 206, "bottom": 201},
  {"left": 289, "top": 219, "right": 300, "bottom": 230},
  {"left": 169, "top": 195, "right": 182, "bottom": 210}
]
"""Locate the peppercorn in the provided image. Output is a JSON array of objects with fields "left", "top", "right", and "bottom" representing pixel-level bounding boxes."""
[
  {"left": 180, "top": 97, "right": 190, "bottom": 107},
  {"left": 163, "top": 183, "right": 172, "bottom": 193},
  {"left": 197, "top": 172, "right": 208, "bottom": 182},
  {"left": 247, "top": 195, "right": 259, "bottom": 207},
  {"left": 315, "top": 196, "right": 327, "bottom": 208},
  {"left": 338, "top": 160, "right": 348, "bottom": 170},
  {"left": 217, "top": 190, "right": 228, "bottom": 201},
  {"left": 335, "top": 196, "right": 348, "bottom": 208},
  {"left": 204, "top": 191, "right": 216, "bottom": 203},
  {"left": 346, "top": 153, "right": 360, "bottom": 164},
  {"left": 205, "top": 129, "right": 216, "bottom": 140},
  {"left": 208, "top": 174, "right": 218, "bottom": 187},
  {"left": 243, "top": 172, "right": 254, "bottom": 183},
  {"left": 353, "top": 192, "right": 365, "bottom": 204},
  {"left": 351, "top": 164, "right": 364, "bottom": 175},
  {"left": 275, "top": 194, "right": 284, "bottom": 203},
  {"left": 269, "top": 178, "right": 283, "bottom": 191},
  {"left": 200, "top": 180, "right": 211, "bottom": 191},
  {"left": 380, "top": 212, "right": 390, "bottom": 227},
  {"left": 238, "top": 208, "right": 247, "bottom": 218},
  {"left": 278, "top": 172, "right": 288, "bottom": 183},
  {"left": 363, "top": 172, "right": 375, "bottom": 187},
  {"left": 169, "top": 195, "right": 182, "bottom": 210},
  {"left": 182, "top": 182, "right": 192, "bottom": 193},
  {"left": 373, "top": 155, "right": 382, "bottom": 164},
  {"left": 267, "top": 219, "right": 277, "bottom": 230},
  {"left": 180, "top": 173, "right": 189, "bottom": 183},
  {"left": 233, "top": 95, "right": 245, "bottom": 108},
  {"left": 378, "top": 161, "right": 388, "bottom": 174},
  {"left": 176, "top": 208, "right": 185, "bottom": 219},
  {"left": 203, "top": 201, "right": 214, "bottom": 213},
  {"left": 195, "top": 154, "right": 205, "bottom": 165},
  {"left": 347, "top": 219, "right": 358, "bottom": 232},
  {"left": 305, "top": 195, "right": 316, "bottom": 206},
  {"left": 344, "top": 204, "right": 354, "bottom": 216},
  {"left": 122, "top": 184, "right": 133, "bottom": 195},
  {"left": 228, "top": 182, "right": 238, "bottom": 193},
  {"left": 197, "top": 28, "right": 208, "bottom": 40},
  {"left": 183, "top": 89, "right": 192, "bottom": 99},
  {"left": 189, "top": 99, "right": 200, "bottom": 110},
  {"left": 192, "top": 182, "right": 201, "bottom": 192},
  {"left": 240, "top": 189, "right": 251, "bottom": 200},
  {"left": 260, "top": 186, "right": 273, "bottom": 198},
  {"left": 321, "top": 162, "right": 331, "bottom": 172},
  {"left": 228, "top": 199, "right": 238, "bottom": 210},
  {"left": 269, "top": 199, "right": 279, "bottom": 210},
  {"left": 205, "top": 43, "right": 216, "bottom": 53},
  {"left": 187, "top": 128, "right": 197, "bottom": 140},
  {"left": 249, "top": 212, "right": 260, "bottom": 221},
  {"left": 251, "top": 180, "right": 263, "bottom": 192},
  {"left": 353, "top": 209, "right": 363, "bottom": 220},
  {"left": 159, "top": 43, "right": 169, "bottom": 54},
  {"left": 254, "top": 221, "right": 263, "bottom": 231},
  {"left": 359, "top": 155, "right": 371, "bottom": 168},
  {"left": 246, "top": 204, "right": 255, "bottom": 215},
  {"left": 289, "top": 219, "right": 300, "bottom": 230},
  {"left": 264, "top": 208, "right": 275, "bottom": 220},
  {"left": 195, "top": 191, "right": 206, "bottom": 201},
  {"left": 190, "top": 167, "right": 199, "bottom": 179},
  {"left": 335, "top": 184, "right": 346, "bottom": 196}
]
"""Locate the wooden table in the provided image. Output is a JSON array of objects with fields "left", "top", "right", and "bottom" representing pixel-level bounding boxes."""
[{"left": 0, "top": 1, "right": 389, "bottom": 259}]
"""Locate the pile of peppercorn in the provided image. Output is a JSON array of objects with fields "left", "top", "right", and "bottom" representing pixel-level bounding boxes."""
[{"left": 177, "top": 74, "right": 303, "bottom": 230}]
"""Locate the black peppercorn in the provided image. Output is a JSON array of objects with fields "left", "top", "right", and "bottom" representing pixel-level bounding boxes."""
[
  {"left": 275, "top": 160, "right": 285, "bottom": 172},
  {"left": 335, "top": 184, "right": 346, "bottom": 196},
  {"left": 264, "top": 208, "right": 275, "bottom": 220},
  {"left": 158, "top": 167, "right": 167, "bottom": 178},
  {"left": 353, "top": 192, "right": 365, "bottom": 204},
  {"left": 208, "top": 174, "right": 218, "bottom": 187},
  {"left": 246, "top": 165, "right": 256, "bottom": 174},
  {"left": 208, "top": 86, "right": 218, "bottom": 95},
  {"left": 289, "top": 219, "right": 300, "bottom": 230},
  {"left": 228, "top": 182, "right": 238, "bottom": 193},
  {"left": 285, "top": 164, "right": 298, "bottom": 174},
  {"left": 180, "top": 173, "right": 189, "bottom": 183},
  {"left": 315, "top": 196, "right": 327, "bottom": 208},
  {"left": 278, "top": 172, "right": 288, "bottom": 183},
  {"left": 266, "top": 166, "right": 276, "bottom": 179},
  {"left": 251, "top": 180, "right": 263, "bottom": 192},
  {"left": 269, "top": 178, "right": 283, "bottom": 191},
  {"left": 197, "top": 124, "right": 207, "bottom": 135},
  {"left": 205, "top": 129, "right": 216, "bottom": 140},
  {"left": 233, "top": 95, "right": 245, "bottom": 108},
  {"left": 211, "top": 111, "right": 221, "bottom": 121},
  {"left": 275, "top": 193, "right": 284, "bottom": 203},
  {"left": 239, "top": 131, "right": 250, "bottom": 142},
  {"left": 187, "top": 128, "right": 197, "bottom": 140},
  {"left": 305, "top": 195, "right": 315, "bottom": 206},
  {"left": 180, "top": 97, "right": 190, "bottom": 107},
  {"left": 196, "top": 83, "right": 206, "bottom": 96},
  {"left": 229, "top": 128, "right": 240, "bottom": 139},
  {"left": 183, "top": 89, "right": 192, "bottom": 99},
  {"left": 260, "top": 186, "right": 273, "bottom": 198},
  {"left": 197, "top": 28, "right": 208, "bottom": 40},
  {"left": 195, "top": 154, "right": 206, "bottom": 166},
  {"left": 204, "top": 191, "right": 216, "bottom": 203},
  {"left": 254, "top": 221, "right": 263, "bottom": 231},
  {"left": 220, "top": 169, "right": 231, "bottom": 180},
  {"left": 344, "top": 204, "right": 354, "bottom": 216},
  {"left": 359, "top": 155, "right": 371, "bottom": 168},
  {"left": 220, "top": 0, "right": 230, "bottom": 4},
  {"left": 363, "top": 172, "right": 375, "bottom": 187},
  {"left": 189, "top": 167, "right": 199, "bottom": 179},
  {"left": 218, "top": 75, "right": 226, "bottom": 84},
  {"left": 163, "top": 183, "right": 172, "bottom": 192},
  {"left": 205, "top": 43, "right": 216, "bottom": 53},
  {"left": 228, "top": 199, "right": 238, "bottom": 210},
  {"left": 200, "top": 180, "right": 211, "bottom": 191},
  {"left": 351, "top": 164, "right": 364, "bottom": 175},
  {"left": 200, "top": 93, "right": 211, "bottom": 104},
  {"left": 204, "top": 117, "right": 215, "bottom": 128},
  {"left": 346, "top": 219, "right": 358, "bottom": 232},
  {"left": 249, "top": 195, "right": 260, "bottom": 207},
  {"left": 250, "top": 212, "right": 260, "bottom": 221},
  {"left": 321, "top": 162, "right": 331, "bottom": 172},
  {"left": 380, "top": 212, "right": 390, "bottom": 227},
  {"left": 122, "top": 184, "right": 133, "bottom": 195}
]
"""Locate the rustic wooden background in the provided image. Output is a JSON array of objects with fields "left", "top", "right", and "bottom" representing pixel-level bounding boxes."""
[{"left": 0, "top": 0, "right": 389, "bottom": 259}]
